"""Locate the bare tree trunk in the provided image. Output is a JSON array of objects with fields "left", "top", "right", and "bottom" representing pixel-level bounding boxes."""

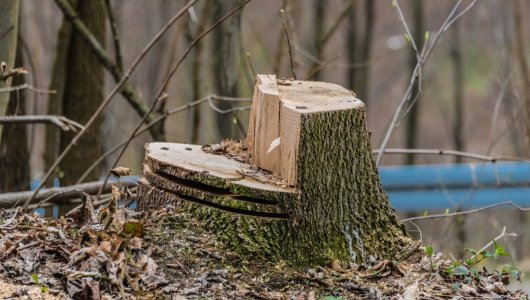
[
  {"left": 58, "top": 0, "right": 106, "bottom": 185},
  {"left": 347, "top": 0, "right": 374, "bottom": 103},
  {"left": 450, "top": 18, "right": 464, "bottom": 162},
  {"left": 310, "top": 0, "right": 325, "bottom": 81},
  {"left": 185, "top": 2, "right": 210, "bottom": 144},
  {"left": 0, "top": 0, "right": 20, "bottom": 143},
  {"left": 45, "top": 0, "right": 78, "bottom": 185},
  {"left": 513, "top": 0, "right": 530, "bottom": 153},
  {"left": 212, "top": 1, "right": 241, "bottom": 140},
  {"left": 405, "top": 0, "right": 423, "bottom": 165},
  {"left": 512, "top": 0, "right": 530, "bottom": 261},
  {"left": 0, "top": 34, "right": 29, "bottom": 192}
]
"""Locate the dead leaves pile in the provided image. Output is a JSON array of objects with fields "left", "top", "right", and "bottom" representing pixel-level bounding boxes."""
[
  {"left": 0, "top": 195, "right": 166, "bottom": 299},
  {"left": 1, "top": 203, "right": 529, "bottom": 299},
  {"left": 202, "top": 139, "right": 249, "bottom": 163}
]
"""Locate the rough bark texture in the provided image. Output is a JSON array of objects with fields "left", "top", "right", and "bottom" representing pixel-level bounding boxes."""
[
  {"left": 58, "top": 0, "right": 106, "bottom": 185},
  {"left": 0, "top": 41, "right": 29, "bottom": 192},
  {"left": 44, "top": 0, "right": 77, "bottom": 184},
  {"left": 0, "top": 0, "right": 19, "bottom": 142},
  {"left": 139, "top": 77, "right": 410, "bottom": 265}
]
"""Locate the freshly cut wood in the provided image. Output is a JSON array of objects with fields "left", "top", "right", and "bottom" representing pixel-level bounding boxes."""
[
  {"left": 139, "top": 76, "right": 410, "bottom": 265},
  {"left": 247, "top": 75, "right": 362, "bottom": 185}
]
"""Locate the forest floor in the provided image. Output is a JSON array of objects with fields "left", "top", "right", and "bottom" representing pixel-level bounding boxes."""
[{"left": 0, "top": 202, "right": 528, "bottom": 299}]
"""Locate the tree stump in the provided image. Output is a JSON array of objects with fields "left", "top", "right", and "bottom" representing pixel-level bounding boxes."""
[{"left": 138, "top": 75, "right": 410, "bottom": 265}]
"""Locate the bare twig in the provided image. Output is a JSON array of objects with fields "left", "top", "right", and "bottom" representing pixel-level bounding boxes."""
[
  {"left": 280, "top": 8, "right": 297, "bottom": 79},
  {"left": 320, "top": 1, "right": 353, "bottom": 47},
  {"left": 54, "top": 0, "right": 195, "bottom": 140},
  {"left": 0, "top": 115, "right": 83, "bottom": 131},
  {"left": 25, "top": 0, "right": 198, "bottom": 210},
  {"left": 0, "top": 25, "right": 14, "bottom": 42},
  {"left": 401, "top": 201, "right": 530, "bottom": 223},
  {"left": 0, "top": 67, "right": 27, "bottom": 82},
  {"left": 0, "top": 83, "right": 56, "bottom": 94},
  {"left": 96, "top": 0, "right": 255, "bottom": 199},
  {"left": 76, "top": 95, "right": 250, "bottom": 184},
  {"left": 376, "top": 0, "right": 478, "bottom": 166},
  {"left": 468, "top": 227, "right": 516, "bottom": 262},
  {"left": 373, "top": 148, "right": 530, "bottom": 162},
  {"left": 3, "top": 180, "right": 136, "bottom": 208},
  {"left": 104, "top": 0, "right": 123, "bottom": 72}
]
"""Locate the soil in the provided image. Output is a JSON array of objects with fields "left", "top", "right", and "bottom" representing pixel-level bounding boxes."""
[{"left": 0, "top": 201, "right": 528, "bottom": 299}]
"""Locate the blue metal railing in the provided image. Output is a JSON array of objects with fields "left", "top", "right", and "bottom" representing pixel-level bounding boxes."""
[
  {"left": 381, "top": 162, "right": 530, "bottom": 211},
  {"left": 31, "top": 162, "right": 530, "bottom": 215}
]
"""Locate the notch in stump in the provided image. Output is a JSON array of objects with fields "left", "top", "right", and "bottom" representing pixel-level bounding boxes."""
[{"left": 138, "top": 75, "right": 410, "bottom": 266}]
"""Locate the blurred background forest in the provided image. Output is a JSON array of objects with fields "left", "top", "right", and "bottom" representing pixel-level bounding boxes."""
[{"left": 1, "top": 0, "right": 530, "bottom": 289}]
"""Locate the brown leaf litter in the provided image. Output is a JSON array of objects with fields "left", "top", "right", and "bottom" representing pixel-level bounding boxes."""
[{"left": 0, "top": 202, "right": 528, "bottom": 299}]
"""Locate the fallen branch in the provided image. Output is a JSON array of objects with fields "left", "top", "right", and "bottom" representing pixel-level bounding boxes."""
[
  {"left": 401, "top": 201, "right": 530, "bottom": 223},
  {"left": 3, "top": 180, "right": 135, "bottom": 208},
  {"left": 373, "top": 148, "right": 529, "bottom": 162},
  {"left": 0, "top": 115, "right": 83, "bottom": 131}
]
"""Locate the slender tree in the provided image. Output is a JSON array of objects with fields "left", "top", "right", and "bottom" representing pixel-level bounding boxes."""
[
  {"left": 347, "top": 0, "right": 374, "bottom": 103},
  {"left": 0, "top": 35, "right": 29, "bottom": 192},
  {"left": 56, "top": 0, "right": 106, "bottom": 185},
  {"left": 450, "top": 18, "right": 464, "bottom": 162},
  {"left": 405, "top": 0, "right": 424, "bottom": 165},
  {"left": 212, "top": 1, "right": 242, "bottom": 140}
]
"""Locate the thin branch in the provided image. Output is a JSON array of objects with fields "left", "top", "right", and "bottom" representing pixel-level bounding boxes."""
[
  {"left": 280, "top": 8, "right": 297, "bottom": 79},
  {"left": 0, "top": 25, "right": 14, "bottom": 42},
  {"left": 25, "top": 0, "right": 199, "bottom": 210},
  {"left": 76, "top": 95, "right": 250, "bottom": 184},
  {"left": 304, "top": 55, "right": 342, "bottom": 81},
  {"left": 0, "top": 83, "right": 56, "bottom": 94},
  {"left": 376, "top": 0, "right": 477, "bottom": 166},
  {"left": 320, "top": 1, "right": 353, "bottom": 47},
  {"left": 392, "top": 0, "right": 419, "bottom": 53},
  {"left": 104, "top": 0, "right": 123, "bottom": 72},
  {"left": 373, "top": 148, "right": 530, "bottom": 162},
  {"left": 401, "top": 201, "right": 530, "bottom": 223},
  {"left": 54, "top": 0, "right": 190, "bottom": 139},
  {"left": 0, "top": 115, "right": 84, "bottom": 131},
  {"left": 2, "top": 180, "right": 136, "bottom": 208},
  {"left": 468, "top": 227, "right": 516, "bottom": 262},
  {"left": 0, "top": 67, "right": 27, "bottom": 82},
  {"left": 96, "top": 0, "right": 255, "bottom": 199}
]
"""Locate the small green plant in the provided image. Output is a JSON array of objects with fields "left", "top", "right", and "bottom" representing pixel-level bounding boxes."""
[
  {"left": 31, "top": 273, "right": 49, "bottom": 294},
  {"left": 445, "top": 239, "right": 518, "bottom": 284},
  {"left": 425, "top": 245, "right": 435, "bottom": 271}
]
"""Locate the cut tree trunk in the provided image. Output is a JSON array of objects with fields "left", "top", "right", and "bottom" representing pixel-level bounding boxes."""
[{"left": 138, "top": 75, "right": 410, "bottom": 265}]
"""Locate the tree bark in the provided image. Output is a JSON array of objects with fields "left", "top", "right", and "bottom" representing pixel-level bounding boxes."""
[
  {"left": 138, "top": 76, "right": 410, "bottom": 265},
  {"left": 405, "top": 0, "right": 424, "bottom": 165},
  {"left": 0, "top": 0, "right": 20, "bottom": 143},
  {"left": 0, "top": 33, "right": 29, "bottom": 193},
  {"left": 45, "top": 0, "right": 77, "bottom": 185},
  {"left": 451, "top": 18, "right": 464, "bottom": 163},
  {"left": 58, "top": 0, "right": 106, "bottom": 185},
  {"left": 347, "top": 0, "right": 374, "bottom": 103}
]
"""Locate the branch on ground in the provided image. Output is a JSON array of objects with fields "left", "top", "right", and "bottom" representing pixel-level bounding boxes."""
[{"left": 1, "top": 180, "right": 136, "bottom": 208}]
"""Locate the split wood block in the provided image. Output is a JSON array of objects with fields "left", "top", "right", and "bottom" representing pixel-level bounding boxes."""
[
  {"left": 138, "top": 76, "right": 410, "bottom": 265},
  {"left": 247, "top": 74, "right": 362, "bottom": 185}
]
